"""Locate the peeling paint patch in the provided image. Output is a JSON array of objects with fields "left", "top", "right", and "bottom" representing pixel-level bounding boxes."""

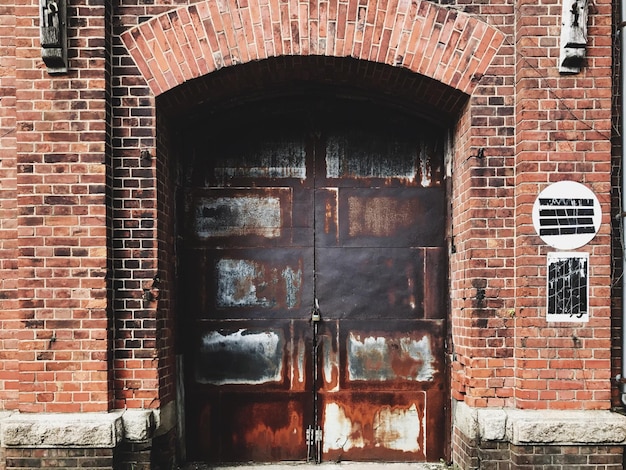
[
  {"left": 194, "top": 195, "right": 282, "bottom": 238},
  {"left": 326, "top": 135, "right": 418, "bottom": 181},
  {"left": 295, "top": 336, "right": 306, "bottom": 386},
  {"left": 321, "top": 334, "right": 340, "bottom": 392},
  {"left": 348, "top": 333, "right": 435, "bottom": 382},
  {"left": 281, "top": 266, "right": 302, "bottom": 309},
  {"left": 216, "top": 258, "right": 304, "bottom": 309},
  {"left": 196, "top": 329, "right": 283, "bottom": 385},
  {"left": 419, "top": 142, "right": 432, "bottom": 187},
  {"left": 217, "top": 259, "right": 271, "bottom": 307},
  {"left": 373, "top": 404, "right": 421, "bottom": 452},
  {"left": 347, "top": 196, "right": 416, "bottom": 238},
  {"left": 322, "top": 401, "right": 423, "bottom": 454},
  {"left": 322, "top": 402, "right": 365, "bottom": 452},
  {"left": 213, "top": 140, "right": 307, "bottom": 179}
]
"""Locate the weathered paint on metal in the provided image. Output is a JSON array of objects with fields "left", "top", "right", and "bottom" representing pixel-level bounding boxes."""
[
  {"left": 325, "top": 135, "right": 419, "bottom": 183},
  {"left": 347, "top": 333, "right": 435, "bottom": 382},
  {"left": 216, "top": 259, "right": 272, "bottom": 307},
  {"left": 182, "top": 117, "right": 447, "bottom": 464},
  {"left": 320, "top": 392, "right": 427, "bottom": 459},
  {"left": 216, "top": 258, "right": 303, "bottom": 310},
  {"left": 282, "top": 266, "right": 303, "bottom": 309},
  {"left": 188, "top": 393, "right": 311, "bottom": 462},
  {"left": 347, "top": 196, "right": 417, "bottom": 238},
  {"left": 196, "top": 328, "right": 284, "bottom": 385},
  {"left": 212, "top": 139, "right": 307, "bottom": 180},
  {"left": 337, "top": 188, "right": 446, "bottom": 247},
  {"left": 194, "top": 193, "right": 284, "bottom": 239},
  {"left": 320, "top": 323, "right": 340, "bottom": 392},
  {"left": 240, "top": 401, "right": 306, "bottom": 459},
  {"left": 290, "top": 324, "right": 308, "bottom": 391},
  {"left": 323, "top": 188, "right": 338, "bottom": 236}
]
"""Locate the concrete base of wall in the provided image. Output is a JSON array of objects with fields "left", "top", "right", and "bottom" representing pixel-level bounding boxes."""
[
  {"left": 452, "top": 401, "right": 626, "bottom": 469},
  {"left": 0, "top": 403, "right": 177, "bottom": 470}
]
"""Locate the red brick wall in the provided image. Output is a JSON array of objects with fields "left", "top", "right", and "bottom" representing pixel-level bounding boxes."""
[
  {"left": 10, "top": 0, "right": 111, "bottom": 413},
  {"left": 0, "top": 0, "right": 618, "bottom": 437},
  {"left": 0, "top": 1, "right": 19, "bottom": 412},
  {"left": 448, "top": 0, "right": 516, "bottom": 408},
  {"left": 514, "top": 0, "right": 613, "bottom": 409}
]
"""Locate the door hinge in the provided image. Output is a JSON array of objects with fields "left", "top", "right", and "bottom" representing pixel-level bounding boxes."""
[
  {"left": 306, "top": 426, "right": 322, "bottom": 445},
  {"left": 306, "top": 426, "right": 322, "bottom": 463}
]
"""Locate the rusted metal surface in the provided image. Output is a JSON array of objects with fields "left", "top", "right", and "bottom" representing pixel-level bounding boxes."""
[
  {"left": 187, "top": 390, "right": 312, "bottom": 462},
  {"left": 186, "top": 133, "right": 308, "bottom": 186},
  {"left": 180, "top": 248, "right": 314, "bottom": 319},
  {"left": 320, "top": 392, "right": 427, "bottom": 460},
  {"left": 316, "top": 320, "right": 446, "bottom": 460},
  {"left": 347, "top": 332, "right": 436, "bottom": 382},
  {"left": 196, "top": 328, "right": 284, "bottom": 385},
  {"left": 181, "top": 116, "right": 447, "bottom": 464},
  {"left": 324, "top": 131, "right": 443, "bottom": 187},
  {"left": 216, "top": 258, "right": 303, "bottom": 309},
  {"left": 315, "top": 248, "right": 426, "bottom": 319},
  {"left": 185, "top": 320, "right": 312, "bottom": 462},
  {"left": 212, "top": 139, "right": 307, "bottom": 180},
  {"left": 189, "top": 189, "right": 293, "bottom": 241}
]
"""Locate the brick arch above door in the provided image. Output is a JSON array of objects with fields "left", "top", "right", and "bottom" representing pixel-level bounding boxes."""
[{"left": 120, "top": 0, "right": 505, "bottom": 96}]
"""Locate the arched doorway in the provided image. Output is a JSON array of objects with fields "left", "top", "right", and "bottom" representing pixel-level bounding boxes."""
[{"left": 174, "top": 92, "right": 449, "bottom": 463}]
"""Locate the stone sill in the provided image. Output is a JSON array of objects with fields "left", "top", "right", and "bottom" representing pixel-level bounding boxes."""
[
  {"left": 454, "top": 400, "right": 626, "bottom": 445},
  {"left": 0, "top": 402, "right": 175, "bottom": 448}
]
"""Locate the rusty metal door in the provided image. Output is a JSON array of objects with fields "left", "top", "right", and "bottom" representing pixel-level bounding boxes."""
[{"left": 180, "top": 106, "right": 447, "bottom": 463}]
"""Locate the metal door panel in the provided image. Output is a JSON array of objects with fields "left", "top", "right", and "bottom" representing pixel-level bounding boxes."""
[
  {"left": 190, "top": 320, "right": 311, "bottom": 389},
  {"left": 185, "top": 187, "right": 313, "bottom": 248},
  {"left": 181, "top": 111, "right": 448, "bottom": 464},
  {"left": 181, "top": 247, "right": 314, "bottom": 320},
  {"left": 188, "top": 131, "right": 310, "bottom": 188},
  {"left": 320, "top": 391, "right": 427, "bottom": 461},
  {"left": 187, "top": 391, "right": 312, "bottom": 462},
  {"left": 317, "top": 320, "right": 446, "bottom": 461},
  {"left": 187, "top": 319, "right": 312, "bottom": 461},
  {"left": 338, "top": 188, "right": 445, "bottom": 247},
  {"left": 315, "top": 247, "right": 426, "bottom": 319},
  {"left": 315, "top": 188, "right": 445, "bottom": 248},
  {"left": 322, "top": 130, "right": 444, "bottom": 188},
  {"left": 318, "top": 320, "right": 446, "bottom": 391},
  {"left": 341, "top": 320, "right": 445, "bottom": 387}
]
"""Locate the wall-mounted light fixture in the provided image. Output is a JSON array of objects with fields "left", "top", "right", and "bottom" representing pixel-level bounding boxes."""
[
  {"left": 40, "top": 0, "right": 67, "bottom": 74},
  {"left": 559, "top": 0, "right": 588, "bottom": 73}
]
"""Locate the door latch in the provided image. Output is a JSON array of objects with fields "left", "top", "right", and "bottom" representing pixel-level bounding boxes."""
[{"left": 311, "top": 298, "right": 321, "bottom": 322}]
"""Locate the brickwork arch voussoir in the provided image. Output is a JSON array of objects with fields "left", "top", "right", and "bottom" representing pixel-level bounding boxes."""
[{"left": 121, "top": 0, "right": 505, "bottom": 97}]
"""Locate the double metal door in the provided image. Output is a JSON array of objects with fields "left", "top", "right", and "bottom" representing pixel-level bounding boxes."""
[{"left": 180, "top": 110, "right": 448, "bottom": 463}]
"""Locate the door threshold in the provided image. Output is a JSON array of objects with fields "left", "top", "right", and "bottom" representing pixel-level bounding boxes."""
[{"left": 180, "top": 463, "right": 448, "bottom": 470}]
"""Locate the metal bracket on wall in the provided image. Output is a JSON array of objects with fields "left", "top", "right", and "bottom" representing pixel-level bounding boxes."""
[
  {"left": 559, "top": 0, "right": 588, "bottom": 73},
  {"left": 40, "top": 0, "right": 68, "bottom": 74}
]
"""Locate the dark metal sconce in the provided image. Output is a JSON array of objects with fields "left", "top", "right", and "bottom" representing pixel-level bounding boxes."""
[
  {"left": 559, "top": 0, "right": 588, "bottom": 73},
  {"left": 40, "top": 0, "right": 67, "bottom": 74}
]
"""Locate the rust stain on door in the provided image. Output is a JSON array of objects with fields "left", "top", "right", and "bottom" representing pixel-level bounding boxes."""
[
  {"left": 347, "top": 196, "right": 417, "bottom": 238},
  {"left": 196, "top": 328, "right": 284, "bottom": 385},
  {"left": 347, "top": 333, "right": 436, "bottom": 382},
  {"left": 216, "top": 258, "right": 303, "bottom": 309},
  {"left": 321, "top": 392, "right": 427, "bottom": 460},
  {"left": 195, "top": 195, "right": 282, "bottom": 238}
]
